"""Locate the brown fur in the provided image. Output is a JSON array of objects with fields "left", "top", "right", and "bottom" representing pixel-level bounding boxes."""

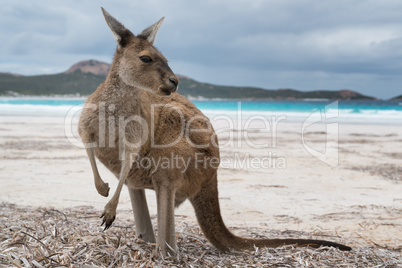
[{"left": 78, "top": 8, "right": 351, "bottom": 257}]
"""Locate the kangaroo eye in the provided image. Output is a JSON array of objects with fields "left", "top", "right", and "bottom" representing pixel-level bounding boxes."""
[{"left": 140, "top": 56, "right": 153, "bottom": 63}]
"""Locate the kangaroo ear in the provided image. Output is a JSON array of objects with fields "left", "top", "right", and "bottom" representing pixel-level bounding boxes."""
[
  {"left": 101, "top": 7, "right": 132, "bottom": 48},
  {"left": 138, "top": 17, "right": 165, "bottom": 45}
]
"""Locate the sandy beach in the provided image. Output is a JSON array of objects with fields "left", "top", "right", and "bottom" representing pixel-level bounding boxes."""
[{"left": 1, "top": 113, "right": 401, "bottom": 253}]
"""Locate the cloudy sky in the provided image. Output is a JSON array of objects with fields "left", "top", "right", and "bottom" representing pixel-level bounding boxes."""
[{"left": 1, "top": 0, "right": 402, "bottom": 99}]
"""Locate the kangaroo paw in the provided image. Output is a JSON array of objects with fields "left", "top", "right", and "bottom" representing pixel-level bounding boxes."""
[
  {"left": 100, "top": 206, "right": 116, "bottom": 230},
  {"left": 96, "top": 182, "right": 110, "bottom": 197}
]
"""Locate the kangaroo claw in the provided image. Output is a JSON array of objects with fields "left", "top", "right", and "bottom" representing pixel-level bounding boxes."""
[{"left": 100, "top": 211, "right": 116, "bottom": 230}]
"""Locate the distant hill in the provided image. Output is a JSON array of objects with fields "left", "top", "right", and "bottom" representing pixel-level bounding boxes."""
[
  {"left": 65, "top": 60, "right": 110, "bottom": 76},
  {"left": 391, "top": 94, "right": 402, "bottom": 100},
  {"left": 0, "top": 60, "right": 377, "bottom": 100},
  {"left": 0, "top": 70, "right": 105, "bottom": 96},
  {"left": 178, "top": 76, "right": 375, "bottom": 100}
]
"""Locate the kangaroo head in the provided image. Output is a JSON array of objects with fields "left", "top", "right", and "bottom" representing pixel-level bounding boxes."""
[{"left": 101, "top": 7, "right": 178, "bottom": 96}]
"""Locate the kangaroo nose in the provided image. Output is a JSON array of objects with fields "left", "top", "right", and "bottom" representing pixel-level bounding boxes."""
[{"left": 169, "top": 77, "right": 179, "bottom": 91}]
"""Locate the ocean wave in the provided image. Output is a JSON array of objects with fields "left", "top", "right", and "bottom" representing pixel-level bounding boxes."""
[
  {"left": 202, "top": 108, "right": 402, "bottom": 124},
  {"left": 1, "top": 102, "right": 401, "bottom": 124},
  {"left": 0, "top": 104, "right": 83, "bottom": 117}
]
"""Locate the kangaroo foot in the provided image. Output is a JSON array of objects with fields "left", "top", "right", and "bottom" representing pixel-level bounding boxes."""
[
  {"left": 153, "top": 244, "right": 171, "bottom": 259},
  {"left": 100, "top": 203, "right": 116, "bottom": 230},
  {"left": 95, "top": 180, "right": 110, "bottom": 197}
]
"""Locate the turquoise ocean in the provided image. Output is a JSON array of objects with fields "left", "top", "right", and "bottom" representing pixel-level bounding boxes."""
[{"left": 0, "top": 98, "right": 401, "bottom": 125}]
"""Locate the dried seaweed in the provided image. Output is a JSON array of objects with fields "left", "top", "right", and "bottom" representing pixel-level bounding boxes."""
[
  {"left": 0, "top": 203, "right": 400, "bottom": 267},
  {"left": 351, "top": 164, "right": 402, "bottom": 182}
]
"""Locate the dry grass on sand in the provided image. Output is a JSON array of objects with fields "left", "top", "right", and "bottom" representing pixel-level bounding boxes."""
[{"left": 1, "top": 203, "right": 401, "bottom": 267}]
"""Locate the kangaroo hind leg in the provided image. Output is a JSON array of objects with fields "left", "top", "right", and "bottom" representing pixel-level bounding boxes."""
[
  {"left": 154, "top": 183, "right": 177, "bottom": 257},
  {"left": 128, "top": 188, "right": 156, "bottom": 243}
]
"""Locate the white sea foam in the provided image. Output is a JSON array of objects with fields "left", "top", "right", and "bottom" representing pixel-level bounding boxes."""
[
  {"left": 202, "top": 109, "right": 402, "bottom": 125},
  {"left": 0, "top": 101, "right": 401, "bottom": 125},
  {"left": 0, "top": 104, "right": 83, "bottom": 117}
]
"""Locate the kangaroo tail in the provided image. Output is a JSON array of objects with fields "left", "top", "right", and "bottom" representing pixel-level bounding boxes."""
[{"left": 190, "top": 174, "right": 351, "bottom": 252}]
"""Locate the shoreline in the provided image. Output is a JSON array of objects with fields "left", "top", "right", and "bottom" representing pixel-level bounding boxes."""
[
  {"left": 1, "top": 94, "right": 402, "bottom": 101},
  {"left": 0, "top": 94, "right": 87, "bottom": 100},
  {"left": 1, "top": 114, "right": 401, "bottom": 126},
  {"left": 1, "top": 108, "right": 401, "bottom": 127}
]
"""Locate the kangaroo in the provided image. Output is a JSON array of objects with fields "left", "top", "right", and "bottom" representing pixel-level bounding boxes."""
[{"left": 78, "top": 8, "right": 351, "bottom": 257}]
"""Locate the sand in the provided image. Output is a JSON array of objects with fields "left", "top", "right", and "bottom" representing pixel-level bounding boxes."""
[{"left": 0, "top": 114, "right": 401, "bottom": 254}]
